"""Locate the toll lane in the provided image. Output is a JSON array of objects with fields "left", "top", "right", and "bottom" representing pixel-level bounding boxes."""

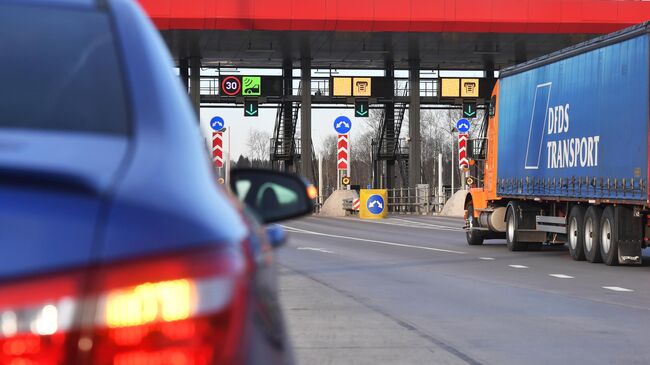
[{"left": 279, "top": 216, "right": 650, "bottom": 365}]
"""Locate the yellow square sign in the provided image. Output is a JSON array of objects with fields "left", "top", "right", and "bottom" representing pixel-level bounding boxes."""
[
  {"left": 461, "top": 78, "right": 479, "bottom": 97},
  {"left": 353, "top": 77, "right": 372, "bottom": 97},
  {"left": 332, "top": 77, "right": 352, "bottom": 96},
  {"left": 441, "top": 78, "right": 460, "bottom": 97}
]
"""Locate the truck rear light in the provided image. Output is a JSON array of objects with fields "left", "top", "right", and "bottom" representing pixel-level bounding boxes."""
[
  {"left": 90, "top": 246, "right": 249, "bottom": 365},
  {"left": 0, "top": 245, "right": 249, "bottom": 365}
]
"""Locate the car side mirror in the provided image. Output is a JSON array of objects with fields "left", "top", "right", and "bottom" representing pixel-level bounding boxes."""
[{"left": 230, "top": 168, "right": 315, "bottom": 224}]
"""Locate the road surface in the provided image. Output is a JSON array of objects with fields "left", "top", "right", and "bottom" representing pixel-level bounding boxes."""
[{"left": 278, "top": 215, "right": 650, "bottom": 365}]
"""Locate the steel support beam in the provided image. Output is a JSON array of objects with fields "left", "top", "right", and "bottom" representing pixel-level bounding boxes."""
[
  {"left": 283, "top": 59, "right": 293, "bottom": 171},
  {"left": 300, "top": 57, "right": 312, "bottom": 180},
  {"left": 179, "top": 58, "right": 189, "bottom": 91},
  {"left": 408, "top": 58, "right": 421, "bottom": 188},
  {"left": 189, "top": 57, "right": 201, "bottom": 117},
  {"left": 384, "top": 61, "right": 395, "bottom": 190}
]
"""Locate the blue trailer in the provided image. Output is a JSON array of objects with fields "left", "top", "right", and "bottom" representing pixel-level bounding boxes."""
[{"left": 464, "top": 22, "right": 650, "bottom": 266}]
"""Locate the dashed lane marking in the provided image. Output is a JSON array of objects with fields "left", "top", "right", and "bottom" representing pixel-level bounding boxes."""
[
  {"left": 549, "top": 274, "right": 574, "bottom": 279},
  {"left": 297, "top": 247, "right": 335, "bottom": 254},
  {"left": 508, "top": 265, "right": 529, "bottom": 269},
  {"left": 281, "top": 225, "right": 467, "bottom": 255},
  {"left": 479, "top": 257, "right": 495, "bottom": 261},
  {"left": 603, "top": 286, "right": 634, "bottom": 292}
]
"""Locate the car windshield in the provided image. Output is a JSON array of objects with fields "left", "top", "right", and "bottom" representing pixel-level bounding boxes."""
[{"left": 0, "top": 4, "right": 128, "bottom": 135}]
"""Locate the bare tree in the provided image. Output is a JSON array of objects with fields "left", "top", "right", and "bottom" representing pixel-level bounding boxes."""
[{"left": 246, "top": 128, "right": 271, "bottom": 161}]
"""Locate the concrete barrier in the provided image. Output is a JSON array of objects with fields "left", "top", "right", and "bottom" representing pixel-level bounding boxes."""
[
  {"left": 319, "top": 189, "right": 359, "bottom": 217},
  {"left": 439, "top": 190, "right": 468, "bottom": 217}
]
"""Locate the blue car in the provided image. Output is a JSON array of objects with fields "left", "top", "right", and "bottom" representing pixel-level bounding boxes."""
[{"left": 0, "top": 1, "right": 312, "bottom": 364}]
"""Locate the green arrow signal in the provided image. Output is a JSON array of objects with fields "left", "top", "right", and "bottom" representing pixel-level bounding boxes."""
[
  {"left": 356, "top": 103, "right": 368, "bottom": 117},
  {"left": 245, "top": 103, "right": 258, "bottom": 116},
  {"left": 465, "top": 105, "right": 476, "bottom": 117}
]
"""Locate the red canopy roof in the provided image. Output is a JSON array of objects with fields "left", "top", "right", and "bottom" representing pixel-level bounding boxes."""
[{"left": 139, "top": 0, "right": 650, "bottom": 34}]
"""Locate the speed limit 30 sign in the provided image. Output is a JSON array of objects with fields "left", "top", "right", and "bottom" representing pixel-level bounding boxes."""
[{"left": 220, "top": 76, "right": 241, "bottom": 96}]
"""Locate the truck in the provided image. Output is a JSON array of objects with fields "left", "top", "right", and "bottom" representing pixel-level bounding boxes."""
[{"left": 465, "top": 22, "right": 650, "bottom": 266}]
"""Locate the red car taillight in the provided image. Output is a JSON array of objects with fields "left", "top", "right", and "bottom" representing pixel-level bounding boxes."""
[{"left": 0, "top": 246, "right": 249, "bottom": 365}]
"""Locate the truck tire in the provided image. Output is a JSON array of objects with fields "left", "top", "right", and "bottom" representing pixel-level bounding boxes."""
[
  {"left": 600, "top": 206, "right": 618, "bottom": 266},
  {"left": 466, "top": 202, "right": 484, "bottom": 246},
  {"left": 506, "top": 204, "right": 527, "bottom": 251},
  {"left": 567, "top": 205, "right": 586, "bottom": 261},
  {"left": 584, "top": 206, "right": 603, "bottom": 263}
]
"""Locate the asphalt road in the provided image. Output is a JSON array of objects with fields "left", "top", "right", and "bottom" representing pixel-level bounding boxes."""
[{"left": 277, "top": 215, "right": 650, "bottom": 365}]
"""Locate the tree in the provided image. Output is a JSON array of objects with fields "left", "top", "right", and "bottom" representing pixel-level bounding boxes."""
[{"left": 246, "top": 128, "right": 271, "bottom": 161}]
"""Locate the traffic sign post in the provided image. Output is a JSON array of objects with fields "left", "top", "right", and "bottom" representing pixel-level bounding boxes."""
[
  {"left": 210, "top": 116, "right": 225, "bottom": 132},
  {"left": 359, "top": 189, "right": 388, "bottom": 219},
  {"left": 334, "top": 116, "right": 352, "bottom": 134},
  {"left": 463, "top": 102, "right": 477, "bottom": 119},
  {"left": 242, "top": 76, "right": 261, "bottom": 96},
  {"left": 220, "top": 76, "right": 241, "bottom": 96},
  {"left": 458, "top": 132, "right": 469, "bottom": 170},
  {"left": 456, "top": 118, "right": 470, "bottom": 133},
  {"left": 355, "top": 100, "right": 369, "bottom": 117},
  {"left": 244, "top": 100, "right": 259, "bottom": 117},
  {"left": 212, "top": 131, "right": 224, "bottom": 169}
]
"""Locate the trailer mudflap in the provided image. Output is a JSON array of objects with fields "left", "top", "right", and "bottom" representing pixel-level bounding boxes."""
[{"left": 615, "top": 206, "right": 643, "bottom": 264}]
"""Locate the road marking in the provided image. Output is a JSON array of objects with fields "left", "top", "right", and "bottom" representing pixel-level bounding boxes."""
[
  {"left": 549, "top": 274, "right": 574, "bottom": 279},
  {"left": 281, "top": 225, "right": 466, "bottom": 254},
  {"left": 508, "top": 264, "right": 529, "bottom": 269},
  {"left": 391, "top": 218, "right": 463, "bottom": 231},
  {"left": 479, "top": 257, "right": 495, "bottom": 261},
  {"left": 348, "top": 218, "right": 463, "bottom": 232},
  {"left": 297, "top": 247, "right": 335, "bottom": 254},
  {"left": 603, "top": 286, "right": 634, "bottom": 292}
]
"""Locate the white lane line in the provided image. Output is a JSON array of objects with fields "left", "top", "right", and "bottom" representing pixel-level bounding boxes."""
[
  {"left": 549, "top": 274, "right": 574, "bottom": 279},
  {"left": 297, "top": 247, "right": 335, "bottom": 254},
  {"left": 479, "top": 257, "right": 495, "bottom": 261},
  {"left": 603, "top": 286, "right": 634, "bottom": 292},
  {"left": 508, "top": 264, "right": 529, "bottom": 269},
  {"left": 280, "top": 225, "right": 466, "bottom": 254},
  {"left": 346, "top": 217, "right": 463, "bottom": 232},
  {"left": 391, "top": 218, "right": 464, "bottom": 231}
]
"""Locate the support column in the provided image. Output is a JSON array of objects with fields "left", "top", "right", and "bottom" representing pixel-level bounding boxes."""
[
  {"left": 283, "top": 59, "right": 293, "bottom": 171},
  {"left": 384, "top": 61, "right": 395, "bottom": 190},
  {"left": 408, "top": 58, "right": 421, "bottom": 188},
  {"left": 179, "top": 58, "right": 189, "bottom": 91},
  {"left": 189, "top": 57, "right": 201, "bottom": 117},
  {"left": 300, "top": 57, "right": 312, "bottom": 180}
]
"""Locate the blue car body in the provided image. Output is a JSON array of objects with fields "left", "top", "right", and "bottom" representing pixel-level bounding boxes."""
[{"left": 0, "top": 0, "right": 291, "bottom": 363}]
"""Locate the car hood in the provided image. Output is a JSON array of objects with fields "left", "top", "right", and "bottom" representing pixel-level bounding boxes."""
[{"left": 0, "top": 130, "right": 129, "bottom": 279}]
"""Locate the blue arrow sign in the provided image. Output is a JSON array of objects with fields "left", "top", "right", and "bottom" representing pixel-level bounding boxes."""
[
  {"left": 367, "top": 194, "right": 385, "bottom": 215},
  {"left": 456, "top": 118, "right": 471, "bottom": 133},
  {"left": 210, "top": 116, "right": 225, "bottom": 132},
  {"left": 334, "top": 116, "right": 352, "bottom": 134}
]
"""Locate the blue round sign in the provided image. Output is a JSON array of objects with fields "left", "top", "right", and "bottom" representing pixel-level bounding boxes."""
[
  {"left": 210, "top": 116, "right": 225, "bottom": 132},
  {"left": 367, "top": 194, "right": 385, "bottom": 215},
  {"left": 456, "top": 118, "right": 471, "bottom": 133},
  {"left": 334, "top": 116, "right": 352, "bottom": 134}
]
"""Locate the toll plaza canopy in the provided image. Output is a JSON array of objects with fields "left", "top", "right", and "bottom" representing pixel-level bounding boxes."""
[{"left": 139, "top": 0, "right": 650, "bottom": 69}]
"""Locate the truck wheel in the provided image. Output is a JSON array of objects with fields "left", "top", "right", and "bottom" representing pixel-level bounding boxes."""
[
  {"left": 466, "top": 202, "right": 484, "bottom": 246},
  {"left": 567, "top": 205, "right": 586, "bottom": 261},
  {"left": 600, "top": 206, "right": 618, "bottom": 266},
  {"left": 506, "top": 204, "right": 526, "bottom": 251},
  {"left": 584, "top": 206, "right": 603, "bottom": 263}
]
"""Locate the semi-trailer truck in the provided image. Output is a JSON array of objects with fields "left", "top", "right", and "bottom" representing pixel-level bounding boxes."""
[{"left": 465, "top": 22, "right": 650, "bottom": 265}]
